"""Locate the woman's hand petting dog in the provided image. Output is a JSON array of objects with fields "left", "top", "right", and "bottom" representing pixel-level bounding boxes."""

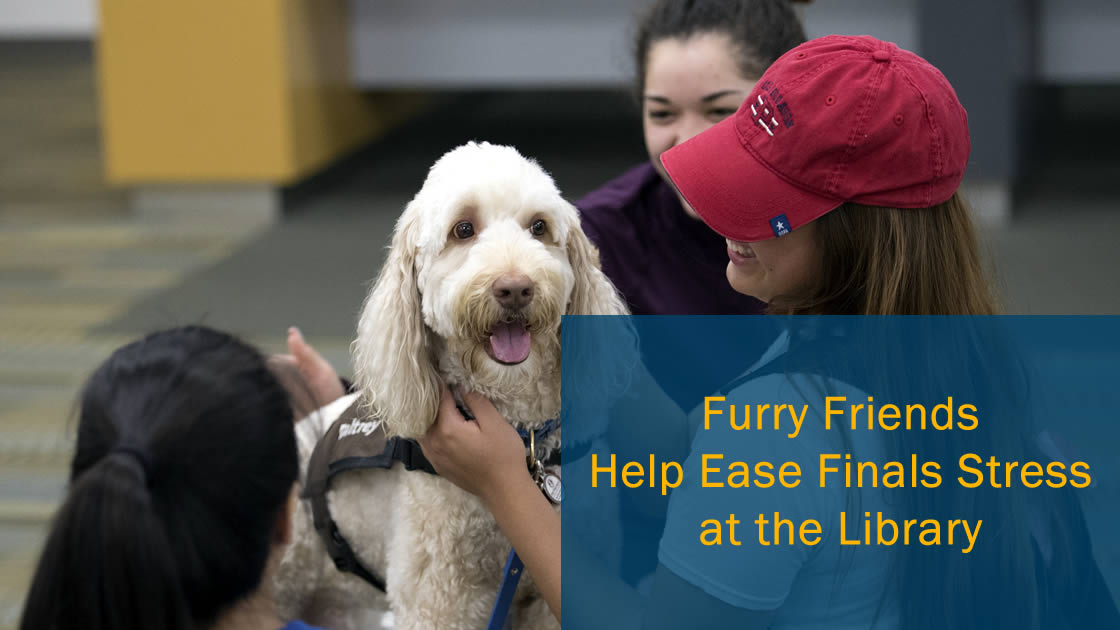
[
  {"left": 286, "top": 326, "right": 345, "bottom": 404},
  {"left": 421, "top": 385, "right": 564, "bottom": 621},
  {"left": 269, "top": 327, "right": 346, "bottom": 419},
  {"left": 420, "top": 385, "right": 530, "bottom": 507}
]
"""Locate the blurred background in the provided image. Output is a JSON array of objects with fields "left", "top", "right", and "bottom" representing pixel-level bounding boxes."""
[{"left": 0, "top": 0, "right": 1118, "bottom": 626}]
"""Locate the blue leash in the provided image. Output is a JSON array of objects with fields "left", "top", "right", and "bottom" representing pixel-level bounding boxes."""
[
  {"left": 485, "top": 420, "right": 557, "bottom": 630},
  {"left": 486, "top": 550, "right": 525, "bottom": 630}
]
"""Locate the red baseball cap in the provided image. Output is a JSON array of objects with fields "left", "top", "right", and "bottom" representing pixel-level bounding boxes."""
[{"left": 661, "top": 35, "right": 970, "bottom": 242}]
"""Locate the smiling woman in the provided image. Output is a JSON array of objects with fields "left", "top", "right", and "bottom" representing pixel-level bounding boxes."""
[
  {"left": 576, "top": 0, "right": 806, "bottom": 318},
  {"left": 724, "top": 218, "right": 818, "bottom": 303},
  {"left": 641, "top": 33, "right": 759, "bottom": 221}
]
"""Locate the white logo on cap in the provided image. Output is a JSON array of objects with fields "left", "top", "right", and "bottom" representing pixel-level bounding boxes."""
[{"left": 751, "top": 95, "right": 780, "bottom": 137}]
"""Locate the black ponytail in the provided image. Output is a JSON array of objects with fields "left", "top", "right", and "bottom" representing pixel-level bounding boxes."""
[
  {"left": 21, "top": 454, "right": 193, "bottom": 630},
  {"left": 20, "top": 326, "right": 299, "bottom": 630}
]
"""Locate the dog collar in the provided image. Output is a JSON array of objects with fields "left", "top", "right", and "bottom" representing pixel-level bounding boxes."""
[{"left": 516, "top": 418, "right": 558, "bottom": 445}]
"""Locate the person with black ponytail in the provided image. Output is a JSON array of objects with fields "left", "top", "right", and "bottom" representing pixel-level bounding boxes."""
[{"left": 19, "top": 326, "right": 327, "bottom": 630}]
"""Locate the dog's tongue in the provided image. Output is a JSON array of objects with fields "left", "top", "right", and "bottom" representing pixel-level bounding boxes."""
[{"left": 490, "top": 322, "right": 531, "bottom": 364}]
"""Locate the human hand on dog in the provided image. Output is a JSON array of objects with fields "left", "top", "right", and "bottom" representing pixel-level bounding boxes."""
[
  {"left": 420, "top": 386, "right": 532, "bottom": 506},
  {"left": 287, "top": 326, "right": 345, "bottom": 404},
  {"left": 270, "top": 327, "right": 346, "bottom": 416},
  {"left": 423, "top": 385, "right": 563, "bottom": 620}
]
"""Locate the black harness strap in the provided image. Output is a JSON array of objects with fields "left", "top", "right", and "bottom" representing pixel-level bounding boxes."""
[
  {"left": 302, "top": 400, "right": 439, "bottom": 593},
  {"left": 302, "top": 397, "right": 560, "bottom": 596}
]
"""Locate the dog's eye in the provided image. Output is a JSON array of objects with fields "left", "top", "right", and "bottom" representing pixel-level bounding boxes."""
[
  {"left": 453, "top": 221, "right": 475, "bottom": 240},
  {"left": 530, "top": 219, "right": 547, "bottom": 237}
]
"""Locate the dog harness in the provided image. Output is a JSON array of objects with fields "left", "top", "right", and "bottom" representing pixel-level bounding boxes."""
[
  {"left": 301, "top": 398, "right": 435, "bottom": 592},
  {"left": 301, "top": 396, "right": 560, "bottom": 621}
]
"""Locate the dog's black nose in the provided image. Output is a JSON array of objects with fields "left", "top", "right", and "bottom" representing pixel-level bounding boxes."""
[{"left": 492, "top": 273, "right": 534, "bottom": 310}]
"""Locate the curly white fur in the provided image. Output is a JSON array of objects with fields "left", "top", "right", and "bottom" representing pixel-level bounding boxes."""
[
  {"left": 275, "top": 142, "right": 630, "bottom": 630},
  {"left": 352, "top": 141, "right": 626, "bottom": 440}
]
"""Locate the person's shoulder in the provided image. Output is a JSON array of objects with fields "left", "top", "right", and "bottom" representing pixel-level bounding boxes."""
[
  {"left": 723, "top": 369, "right": 866, "bottom": 411},
  {"left": 576, "top": 162, "right": 665, "bottom": 251},
  {"left": 714, "top": 370, "right": 860, "bottom": 448}
]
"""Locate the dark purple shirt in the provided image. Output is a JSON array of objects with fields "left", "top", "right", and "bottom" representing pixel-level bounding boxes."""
[
  {"left": 577, "top": 163, "right": 766, "bottom": 316},
  {"left": 577, "top": 163, "right": 773, "bottom": 413}
]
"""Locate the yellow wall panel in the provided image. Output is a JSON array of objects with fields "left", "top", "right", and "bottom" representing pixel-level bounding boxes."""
[
  {"left": 282, "top": 0, "right": 375, "bottom": 177},
  {"left": 98, "top": 0, "right": 385, "bottom": 185}
]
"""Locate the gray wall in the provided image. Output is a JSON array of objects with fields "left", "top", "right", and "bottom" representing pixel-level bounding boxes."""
[
  {"left": 0, "top": 0, "right": 96, "bottom": 38},
  {"left": 1040, "top": 0, "right": 1120, "bottom": 81},
  {"left": 801, "top": 0, "right": 918, "bottom": 54},
  {"left": 350, "top": 0, "right": 923, "bottom": 88},
  {"left": 351, "top": 0, "right": 647, "bottom": 87},
  {"left": 350, "top": 0, "right": 1120, "bottom": 88}
]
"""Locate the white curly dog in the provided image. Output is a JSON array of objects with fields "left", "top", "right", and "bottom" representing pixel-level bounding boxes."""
[{"left": 274, "top": 142, "right": 629, "bottom": 630}]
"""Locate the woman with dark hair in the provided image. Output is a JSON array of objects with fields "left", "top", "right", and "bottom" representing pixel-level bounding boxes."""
[
  {"left": 579, "top": 0, "right": 808, "bottom": 410},
  {"left": 19, "top": 326, "right": 325, "bottom": 630},
  {"left": 579, "top": 0, "right": 806, "bottom": 317}
]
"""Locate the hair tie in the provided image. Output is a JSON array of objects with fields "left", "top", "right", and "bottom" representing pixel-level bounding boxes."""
[{"left": 110, "top": 445, "right": 152, "bottom": 484}]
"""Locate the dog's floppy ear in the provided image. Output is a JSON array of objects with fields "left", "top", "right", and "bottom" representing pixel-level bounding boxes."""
[
  {"left": 353, "top": 206, "right": 441, "bottom": 439},
  {"left": 565, "top": 217, "right": 629, "bottom": 316}
]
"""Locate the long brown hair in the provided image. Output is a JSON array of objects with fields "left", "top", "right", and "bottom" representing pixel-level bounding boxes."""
[
  {"left": 770, "top": 192, "right": 998, "bottom": 316},
  {"left": 770, "top": 193, "right": 1068, "bottom": 628}
]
